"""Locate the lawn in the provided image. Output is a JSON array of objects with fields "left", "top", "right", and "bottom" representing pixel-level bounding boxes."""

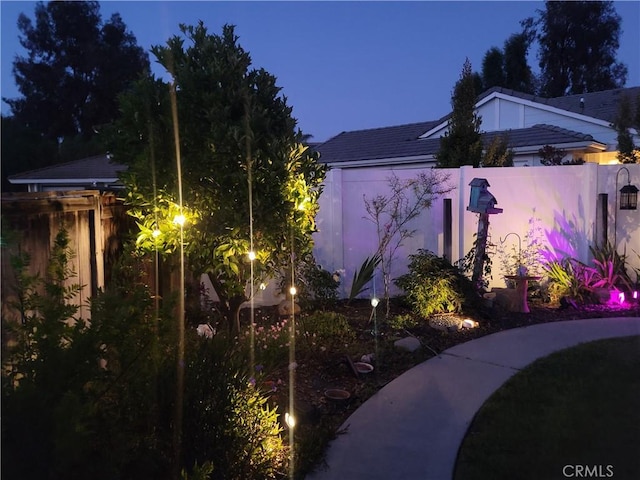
[{"left": 454, "top": 335, "right": 640, "bottom": 480}]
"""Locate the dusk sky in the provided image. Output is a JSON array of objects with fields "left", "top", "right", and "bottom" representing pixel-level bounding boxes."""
[{"left": 1, "top": 1, "right": 639, "bottom": 142}]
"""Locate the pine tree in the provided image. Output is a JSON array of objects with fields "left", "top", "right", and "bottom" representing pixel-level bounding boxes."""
[{"left": 4, "top": 1, "right": 148, "bottom": 155}]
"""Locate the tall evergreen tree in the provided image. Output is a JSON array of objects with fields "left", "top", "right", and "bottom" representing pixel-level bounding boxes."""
[
  {"left": 481, "top": 47, "right": 505, "bottom": 91},
  {"left": 436, "top": 59, "right": 483, "bottom": 168},
  {"left": 536, "top": 0, "right": 627, "bottom": 97},
  {"left": 4, "top": 1, "right": 149, "bottom": 150},
  {"left": 503, "top": 32, "right": 535, "bottom": 94}
]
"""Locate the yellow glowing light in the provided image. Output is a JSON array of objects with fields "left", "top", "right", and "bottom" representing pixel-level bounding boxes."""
[
  {"left": 152, "top": 229, "right": 161, "bottom": 238},
  {"left": 285, "top": 412, "right": 296, "bottom": 428},
  {"left": 289, "top": 286, "right": 297, "bottom": 296},
  {"left": 173, "top": 214, "right": 186, "bottom": 226},
  {"left": 248, "top": 251, "right": 256, "bottom": 261}
]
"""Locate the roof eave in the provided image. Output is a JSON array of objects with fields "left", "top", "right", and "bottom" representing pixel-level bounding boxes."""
[
  {"left": 325, "top": 154, "right": 435, "bottom": 169},
  {"left": 511, "top": 141, "right": 607, "bottom": 155},
  {"left": 8, "top": 177, "right": 121, "bottom": 185}
]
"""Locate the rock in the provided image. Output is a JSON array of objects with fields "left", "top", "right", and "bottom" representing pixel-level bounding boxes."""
[
  {"left": 428, "top": 314, "right": 461, "bottom": 332},
  {"left": 277, "top": 299, "right": 301, "bottom": 316},
  {"left": 492, "top": 288, "right": 520, "bottom": 312},
  {"left": 394, "top": 336, "right": 421, "bottom": 352}
]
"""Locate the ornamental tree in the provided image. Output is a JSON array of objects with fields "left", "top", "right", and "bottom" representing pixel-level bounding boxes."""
[{"left": 108, "top": 23, "right": 326, "bottom": 331}]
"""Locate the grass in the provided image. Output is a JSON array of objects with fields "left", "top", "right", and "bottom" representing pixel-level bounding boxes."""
[{"left": 454, "top": 335, "right": 640, "bottom": 480}]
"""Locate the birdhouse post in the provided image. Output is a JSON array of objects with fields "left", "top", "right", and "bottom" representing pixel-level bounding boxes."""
[{"left": 467, "top": 178, "right": 503, "bottom": 287}]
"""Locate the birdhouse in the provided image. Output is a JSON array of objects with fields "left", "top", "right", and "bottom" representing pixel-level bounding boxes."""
[{"left": 467, "top": 178, "right": 503, "bottom": 214}]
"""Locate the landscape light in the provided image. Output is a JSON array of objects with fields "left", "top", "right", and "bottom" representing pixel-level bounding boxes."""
[
  {"left": 289, "top": 286, "right": 297, "bottom": 296},
  {"left": 173, "top": 214, "right": 186, "bottom": 226},
  {"left": 371, "top": 297, "right": 379, "bottom": 308},
  {"left": 618, "top": 292, "right": 625, "bottom": 304},
  {"left": 285, "top": 412, "right": 296, "bottom": 429},
  {"left": 248, "top": 251, "right": 256, "bottom": 261},
  {"left": 152, "top": 229, "right": 161, "bottom": 238}
]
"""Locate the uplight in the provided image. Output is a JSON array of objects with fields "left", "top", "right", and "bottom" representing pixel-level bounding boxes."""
[
  {"left": 618, "top": 292, "right": 625, "bottom": 304},
  {"left": 259, "top": 283, "right": 267, "bottom": 290},
  {"left": 289, "top": 286, "right": 297, "bottom": 296},
  {"left": 248, "top": 251, "right": 256, "bottom": 261},
  {"left": 152, "top": 229, "right": 161, "bottom": 238},
  {"left": 371, "top": 297, "right": 379, "bottom": 308}
]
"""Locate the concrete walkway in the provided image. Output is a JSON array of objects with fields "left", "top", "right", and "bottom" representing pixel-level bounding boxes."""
[{"left": 306, "top": 317, "right": 640, "bottom": 480}]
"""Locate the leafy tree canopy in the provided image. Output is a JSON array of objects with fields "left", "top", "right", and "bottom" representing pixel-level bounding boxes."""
[
  {"left": 535, "top": 0, "right": 627, "bottom": 97},
  {"left": 479, "top": 21, "right": 536, "bottom": 95},
  {"left": 436, "top": 58, "right": 483, "bottom": 168},
  {"left": 107, "top": 23, "right": 327, "bottom": 330}
]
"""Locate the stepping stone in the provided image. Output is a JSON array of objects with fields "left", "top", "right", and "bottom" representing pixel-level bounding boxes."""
[{"left": 394, "top": 336, "right": 421, "bottom": 352}]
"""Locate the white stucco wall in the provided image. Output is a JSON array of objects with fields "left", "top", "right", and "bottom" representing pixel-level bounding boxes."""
[{"left": 313, "top": 164, "right": 640, "bottom": 298}]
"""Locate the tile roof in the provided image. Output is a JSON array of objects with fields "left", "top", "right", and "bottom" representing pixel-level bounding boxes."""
[
  {"left": 480, "top": 86, "right": 640, "bottom": 124},
  {"left": 317, "top": 124, "right": 604, "bottom": 165},
  {"left": 317, "top": 86, "right": 638, "bottom": 165},
  {"left": 8, "top": 154, "right": 126, "bottom": 182}
]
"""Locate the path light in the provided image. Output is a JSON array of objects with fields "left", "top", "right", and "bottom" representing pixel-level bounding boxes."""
[{"left": 285, "top": 412, "right": 296, "bottom": 429}]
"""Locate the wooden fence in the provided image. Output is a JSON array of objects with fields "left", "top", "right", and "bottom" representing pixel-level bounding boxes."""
[{"left": 1, "top": 190, "right": 127, "bottom": 321}]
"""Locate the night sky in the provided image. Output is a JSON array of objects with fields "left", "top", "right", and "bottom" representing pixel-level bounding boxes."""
[{"left": 2, "top": 1, "right": 639, "bottom": 142}]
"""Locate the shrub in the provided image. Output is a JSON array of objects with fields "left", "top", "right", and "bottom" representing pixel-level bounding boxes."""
[
  {"left": 279, "top": 253, "right": 339, "bottom": 310},
  {"left": 182, "top": 334, "right": 286, "bottom": 480},
  {"left": 387, "top": 313, "right": 419, "bottom": 330},
  {"left": 2, "top": 232, "right": 288, "bottom": 479},
  {"left": 297, "top": 311, "right": 355, "bottom": 358},
  {"left": 395, "top": 250, "right": 476, "bottom": 318}
]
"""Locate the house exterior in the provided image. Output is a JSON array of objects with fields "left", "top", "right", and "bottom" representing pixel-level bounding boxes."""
[
  {"left": 313, "top": 86, "right": 640, "bottom": 296},
  {"left": 316, "top": 86, "right": 640, "bottom": 168}
]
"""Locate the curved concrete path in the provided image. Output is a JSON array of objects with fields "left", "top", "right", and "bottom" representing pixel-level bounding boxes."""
[{"left": 307, "top": 317, "right": 640, "bottom": 480}]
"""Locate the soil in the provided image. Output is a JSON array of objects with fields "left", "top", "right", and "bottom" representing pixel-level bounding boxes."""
[{"left": 245, "top": 296, "right": 640, "bottom": 475}]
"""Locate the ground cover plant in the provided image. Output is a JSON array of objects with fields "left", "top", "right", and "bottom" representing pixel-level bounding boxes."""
[{"left": 454, "top": 336, "right": 640, "bottom": 480}]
